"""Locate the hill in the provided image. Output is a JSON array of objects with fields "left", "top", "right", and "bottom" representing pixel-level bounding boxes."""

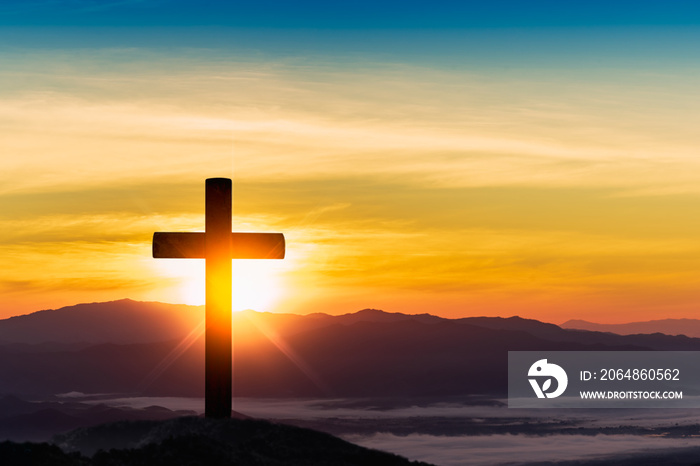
[{"left": 0, "top": 416, "right": 432, "bottom": 466}]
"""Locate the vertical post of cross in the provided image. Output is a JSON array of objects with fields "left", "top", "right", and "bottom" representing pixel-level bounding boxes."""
[{"left": 205, "top": 178, "right": 233, "bottom": 419}]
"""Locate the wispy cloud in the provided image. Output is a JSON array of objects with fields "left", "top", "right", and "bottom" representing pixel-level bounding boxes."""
[{"left": 2, "top": 48, "right": 700, "bottom": 195}]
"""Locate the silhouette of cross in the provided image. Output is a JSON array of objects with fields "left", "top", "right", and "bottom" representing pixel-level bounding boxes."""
[{"left": 152, "top": 178, "right": 285, "bottom": 418}]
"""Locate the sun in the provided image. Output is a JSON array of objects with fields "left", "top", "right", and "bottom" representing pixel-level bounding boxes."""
[
  {"left": 231, "top": 259, "right": 286, "bottom": 312},
  {"left": 154, "top": 258, "right": 286, "bottom": 312}
]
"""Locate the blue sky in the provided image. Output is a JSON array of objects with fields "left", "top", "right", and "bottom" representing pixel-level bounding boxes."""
[
  {"left": 2, "top": 0, "right": 699, "bottom": 71},
  {"left": 2, "top": 0, "right": 700, "bottom": 28}
]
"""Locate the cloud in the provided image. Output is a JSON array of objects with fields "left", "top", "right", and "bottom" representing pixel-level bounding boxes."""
[
  {"left": 3, "top": 41, "right": 700, "bottom": 319},
  {"left": 2, "top": 47, "right": 700, "bottom": 196},
  {"left": 81, "top": 397, "right": 700, "bottom": 466},
  {"left": 345, "top": 433, "right": 699, "bottom": 466}
]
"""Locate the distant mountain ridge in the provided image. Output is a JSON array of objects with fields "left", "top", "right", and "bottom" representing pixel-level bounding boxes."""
[
  {"left": 7, "top": 299, "right": 696, "bottom": 345},
  {"left": 2, "top": 299, "right": 700, "bottom": 399},
  {"left": 0, "top": 299, "right": 203, "bottom": 345},
  {"left": 561, "top": 318, "right": 700, "bottom": 338},
  {"left": 0, "top": 394, "right": 197, "bottom": 442}
]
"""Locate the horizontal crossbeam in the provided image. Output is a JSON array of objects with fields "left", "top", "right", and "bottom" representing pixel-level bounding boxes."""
[{"left": 152, "top": 232, "right": 285, "bottom": 259}]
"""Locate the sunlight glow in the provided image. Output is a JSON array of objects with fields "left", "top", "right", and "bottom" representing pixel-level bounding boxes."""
[
  {"left": 138, "top": 319, "right": 205, "bottom": 392},
  {"left": 242, "top": 311, "right": 330, "bottom": 394},
  {"left": 153, "top": 257, "right": 289, "bottom": 313},
  {"left": 232, "top": 260, "right": 286, "bottom": 312}
]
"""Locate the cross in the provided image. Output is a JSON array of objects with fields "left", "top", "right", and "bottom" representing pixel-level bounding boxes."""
[{"left": 152, "top": 178, "right": 285, "bottom": 418}]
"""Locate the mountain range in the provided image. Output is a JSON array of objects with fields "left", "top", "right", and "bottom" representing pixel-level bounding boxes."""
[
  {"left": 2, "top": 299, "right": 700, "bottom": 399},
  {"left": 561, "top": 318, "right": 700, "bottom": 338}
]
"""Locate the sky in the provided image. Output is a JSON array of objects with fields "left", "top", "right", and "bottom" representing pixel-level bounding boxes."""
[{"left": 2, "top": 1, "right": 700, "bottom": 322}]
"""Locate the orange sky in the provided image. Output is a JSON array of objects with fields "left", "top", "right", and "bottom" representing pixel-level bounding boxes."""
[{"left": 2, "top": 27, "right": 700, "bottom": 323}]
